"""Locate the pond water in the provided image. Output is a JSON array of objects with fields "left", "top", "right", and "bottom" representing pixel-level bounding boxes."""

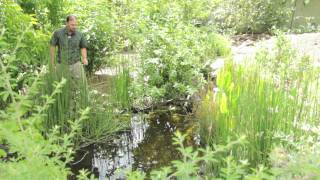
[{"left": 71, "top": 109, "right": 198, "bottom": 179}]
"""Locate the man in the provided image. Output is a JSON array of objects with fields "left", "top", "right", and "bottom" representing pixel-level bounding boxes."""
[
  {"left": 49, "top": 15, "right": 88, "bottom": 116},
  {"left": 49, "top": 15, "right": 88, "bottom": 78}
]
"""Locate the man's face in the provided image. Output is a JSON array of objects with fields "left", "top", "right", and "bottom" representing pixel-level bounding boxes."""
[{"left": 67, "top": 19, "right": 77, "bottom": 33}]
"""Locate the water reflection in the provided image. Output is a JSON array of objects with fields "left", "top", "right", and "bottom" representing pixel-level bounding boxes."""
[
  {"left": 72, "top": 110, "right": 197, "bottom": 180},
  {"left": 93, "top": 114, "right": 149, "bottom": 179}
]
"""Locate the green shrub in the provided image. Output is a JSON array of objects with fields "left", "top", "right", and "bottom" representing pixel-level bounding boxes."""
[
  {"left": 131, "top": 21, "right": 230, "bottom": 107},
  {"left": 0, "top": 0, "right": 50, "bottom": 108},
  {"left": 17, "top": 0, "right": 67, "bottom": 29},
  {"left": 0, "top": 54, "right": 90, "bottom": 179},
  {"left": 211, "top": 0, "right": 294, "bottom": 34}
]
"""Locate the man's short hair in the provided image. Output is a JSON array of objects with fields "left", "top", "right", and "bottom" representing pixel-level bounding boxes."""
[{"left": 66, "top": 15, "right": 76, "bottom": 22}]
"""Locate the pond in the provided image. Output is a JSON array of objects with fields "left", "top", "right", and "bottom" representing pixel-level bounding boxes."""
[
  {"left": 70, "top": 106, "right": 198, "bottom": 179},
  {"left": 65, "top": 66, "right": 201, "bottom": 179}
]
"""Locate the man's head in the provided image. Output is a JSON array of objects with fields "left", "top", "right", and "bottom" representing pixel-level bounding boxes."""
[{"left": 66, "top": 15, "right": 77, "bottom": 33}]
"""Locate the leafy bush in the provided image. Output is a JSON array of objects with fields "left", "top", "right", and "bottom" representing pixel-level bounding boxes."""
[
  {"left": 270, "top": 135, "right": 320, "bottom": 179},
  {"left": 17, "top": 0, "right": 68, "bottom": 29},
  {"left": 211, "top": 0, "right": 294, "bottom": 34},
  {"left": 132, "top": 24, "right": 230, "bottom": 106},
  {"left": 0, "top": 55, "right": 90, "bottom": 179},
  {"left": 128, "top": 1, "right": 231, "bottom": 107},
  {"left": 1, "top": 1, "right": 50, "bottom": 65},
  {"left": 69, "top": 0, "right": 118, "bottom": 74},
  {"left": 0, "top": 0, "right": 50, "bottom": 108}
]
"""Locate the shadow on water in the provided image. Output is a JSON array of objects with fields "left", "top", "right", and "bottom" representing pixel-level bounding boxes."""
[{"left": 71, "top": 109, "right": 198, "bottom": 180}]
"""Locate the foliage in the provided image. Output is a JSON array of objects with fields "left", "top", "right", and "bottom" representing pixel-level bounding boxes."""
[
  {"left": 0, "top": 0, "right": 50, "bottom": 65},
  {"left": 196, "top": 35, "right": 320, "bottom": 168},
  {"left": 126, "top": 131, "right": 246, "bottom": 179},
  {"left": 43, "top": 62, "right": 128, "bottom": 142},
  {"left": 129, "top": 0, "right": 231, "bottom": 107},
  {"left": 126, "top": 131, "right": 320, "bottom": 179},
  {"left": 270, "top": 134, "right": 320, "bottom": 179},
  {"left": 0, "top": 0, "right": 50, "bottom": 108},
  {"left": 0, "top": 52, "right": 91, "bottom": 179},
  {"left": 1, "top": 0, "right": 320, "bottom": 178},
  {"left": 210, "top": 0, "right": 294, "bottom": 34},
  {"left": 17, "top": 0, "right": 68, "bottom": 29},
  {"left": 68, "top": 0, "right": 118, "bottom": 74}
]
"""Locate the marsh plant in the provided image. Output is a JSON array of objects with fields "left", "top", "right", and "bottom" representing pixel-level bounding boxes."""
[
  {"left": 0, "top": 51, "right": 92, "bottom": 179},
  {"left": 196, "top": 35, "right": 320, "bottom": 168},
  {"left": 43, "top": 61, "right": 128, "bottom": 142},
  {"left": 43, "top": 62, "right": 88, "bottom": 133},
  {"left": 109, "top": 54, "right": 131, "bottom": 110}
]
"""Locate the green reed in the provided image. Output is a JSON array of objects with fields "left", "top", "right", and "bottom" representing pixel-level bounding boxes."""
[
  {"left": 109, "top": 53, "right": 132, "bottom": 110},
  {"left": 43, "top": 61, "right": 89, "bottom": 134},
  {"left": 43, "top": 60, "right": 129, "bottom": 141},
  {"left": 197, "top": 38, "right": 320, "bottom": 168}
]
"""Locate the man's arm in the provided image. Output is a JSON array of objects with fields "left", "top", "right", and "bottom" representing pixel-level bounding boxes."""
[
  {"left": 50, "top": 45, "right": 56, "bottom": 67},
  {"left": 49, "top": 30, "right": 58, "bottom": 67},
  {"left": 81, "top": 48, "right": 88, "bottom": 65}
]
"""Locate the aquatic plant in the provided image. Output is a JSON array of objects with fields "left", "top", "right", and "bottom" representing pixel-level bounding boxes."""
[{"left": 197, "top": 35, "right": 320, "bottom": 167}]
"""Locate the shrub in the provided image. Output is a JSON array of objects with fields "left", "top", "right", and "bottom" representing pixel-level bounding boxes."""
[
  {"left": 0, "top": 0, "right": 50, "bottom": 108},
  {"left": 0, "top": 55, "right": 89, "bottom": 179},
  {"left": 210, "top": 0, "right": 294, "bottom": 34},
  {"left": 131, "top": 22, "right": 230, "bottom": 107}
]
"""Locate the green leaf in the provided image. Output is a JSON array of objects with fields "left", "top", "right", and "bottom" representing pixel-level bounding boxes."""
[
  {"left": 304, "top": 0, "right": 310, "bottom": 5},
  {"left": 220, "top": 93, "right": 228, "bottom": 114},
  {"left": 0, "top": 91, "right": 10, "bottom": 101},
  {"left": 0, "top": 149, "right": 6, "bottom": 158}
]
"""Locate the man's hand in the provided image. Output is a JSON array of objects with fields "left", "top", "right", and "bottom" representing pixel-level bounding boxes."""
[
  {"left": 81, "top": 48, "right": 88, "bottom": 65},
  {"left": 82, "top": 58, "right": 88, "bottom": 66},
  {"left": 50, "top": 45, "right": 56, "bottom": 67}
]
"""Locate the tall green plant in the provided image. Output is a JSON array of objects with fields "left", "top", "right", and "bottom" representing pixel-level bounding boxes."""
[
  {"left": 43, "top": 61, "right": 128, "bottom": 142},
  {"left": 0, "top": 1, "right": 50, "bottom": 108},
  {"left": 0, "top": 53, "right": 91, "bottom": 179},
  {"left": 43, "top": 62, "right": 88, "bottom": 134},
  {"left": 197, "top": 35, "right": 320, "bottom": 167},
  {"left": 110, "top": 58, "right": 131, "bottom": 110}
]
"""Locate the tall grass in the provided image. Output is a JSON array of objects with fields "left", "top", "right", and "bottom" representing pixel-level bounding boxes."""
[
  {"left": 43, "top": 60, "right": 128, "bottom": 142},
  {"left": 196, "top": 35, "right": 320, "bottom": 168},
  {"left": 44, "top": 62, "right": 75, "bottom": 132},
  {"left": 110, "top": 55, "right": 131, "bottom": 110}
]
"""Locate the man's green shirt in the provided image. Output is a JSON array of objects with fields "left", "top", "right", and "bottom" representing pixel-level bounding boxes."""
[{"left": 50, "top": 27, "right": 87, "bottom": 65}]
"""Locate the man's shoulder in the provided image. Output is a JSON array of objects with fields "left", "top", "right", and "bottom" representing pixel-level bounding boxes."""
[
  {"left": 75, "top": 29, "right": 84, "bottom": 36},
  {"left": 53, "top": 27, "right": 66, "bottom": 35}
]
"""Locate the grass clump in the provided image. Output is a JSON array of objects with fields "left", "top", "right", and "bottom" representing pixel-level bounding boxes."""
[
  {"left": 43, "top": 61, "right": 128, "bottom": 143},
  {"left": 196, "top": 34, "right": 320, "bottom": 168}
]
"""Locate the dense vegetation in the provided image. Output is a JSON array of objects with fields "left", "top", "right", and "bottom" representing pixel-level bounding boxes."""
[{"left": 1, "top": 0, "right": 319, "bottom": 179}]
